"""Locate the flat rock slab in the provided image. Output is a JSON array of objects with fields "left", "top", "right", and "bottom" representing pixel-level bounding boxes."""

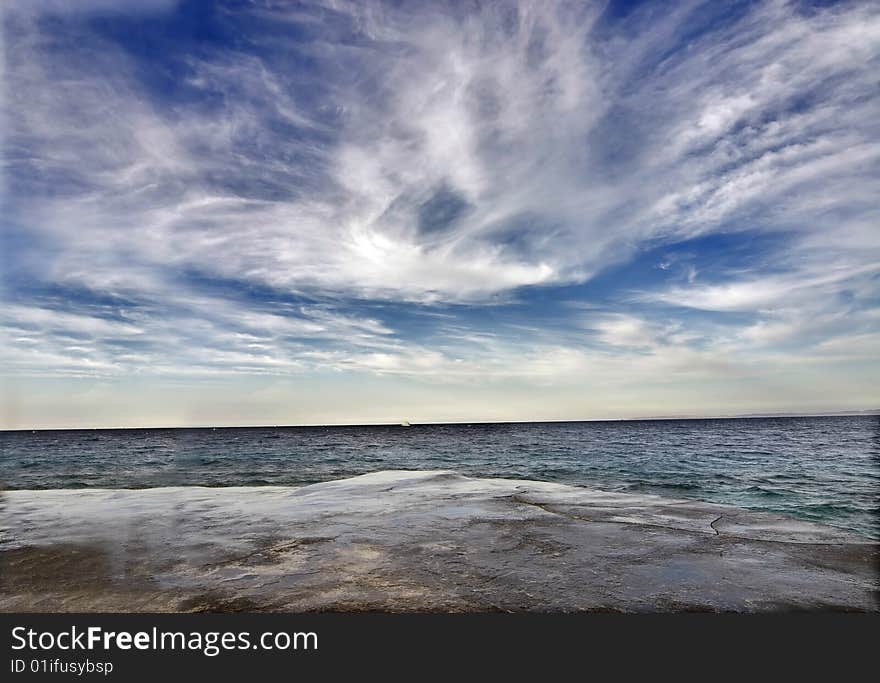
[{"left": 1, "top": 470, "right": 877, "bottom": 612}]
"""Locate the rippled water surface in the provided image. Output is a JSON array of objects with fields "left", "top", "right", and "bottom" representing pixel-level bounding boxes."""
[{"left": 2, "top": 416, "right": 877, "bottom": 538}]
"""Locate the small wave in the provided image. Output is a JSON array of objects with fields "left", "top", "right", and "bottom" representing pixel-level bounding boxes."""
[
  {"left": 537, "top": 467, "right": 577, "bottom": 476},
  {"left": 800, "top": 502, "right": 868, "bottom": 514},
  {"left": 745, "top": 485, "right": 789, "bottom": 497},
  {"left": 658, "top": 482, "right": 701, "bottom": 491},
  {"left": 621, "top": 481, "right": 700, "bottom": 492}
]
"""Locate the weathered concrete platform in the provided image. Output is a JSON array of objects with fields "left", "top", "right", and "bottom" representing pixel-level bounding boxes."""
[{"left": 1, "top": 470, "right": 877, "bottom": 612}]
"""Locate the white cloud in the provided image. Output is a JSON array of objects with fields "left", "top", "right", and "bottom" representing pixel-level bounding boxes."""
[
  {"left": 6, "top": 0, "right": 878, "bottom": 300},
  {"left": 1, "top": 0, "right": 879, "bottom": 423}
]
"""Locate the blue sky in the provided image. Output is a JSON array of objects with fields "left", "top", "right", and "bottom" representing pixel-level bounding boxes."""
[{"left": 1, "top": 0, "right": 878, "bottom": 428}]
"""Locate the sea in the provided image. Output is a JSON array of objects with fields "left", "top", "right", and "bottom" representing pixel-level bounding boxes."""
[{"left": 1, "top": 415, "right": 877, "bottom": 539}]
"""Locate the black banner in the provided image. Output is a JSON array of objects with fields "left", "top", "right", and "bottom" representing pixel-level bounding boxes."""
[{"left": 1, "top": 613, "right": 877, "bottom": 679}]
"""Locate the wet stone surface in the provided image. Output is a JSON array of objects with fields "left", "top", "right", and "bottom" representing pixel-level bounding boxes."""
[{"left": 1, "top": 471, "right": 877, "bottom": 612}]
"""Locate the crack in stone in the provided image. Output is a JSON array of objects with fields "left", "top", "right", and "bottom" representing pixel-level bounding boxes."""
[{"left": 710, "top": 515, "right": 723, "bottom": 536}]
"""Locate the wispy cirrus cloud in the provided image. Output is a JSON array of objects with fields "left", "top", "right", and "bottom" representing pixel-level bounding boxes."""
[{"left": 1, "top": 0, "right": 878, "bottom": 425}]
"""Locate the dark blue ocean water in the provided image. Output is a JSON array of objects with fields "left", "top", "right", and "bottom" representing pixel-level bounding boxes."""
[{"left": 1, "top": 416, "right": 878, "bottom": 539}]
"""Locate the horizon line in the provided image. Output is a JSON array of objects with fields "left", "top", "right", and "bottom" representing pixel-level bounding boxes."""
[{"left": 3, "top": 409, "right": 878, "bottom": 432}]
